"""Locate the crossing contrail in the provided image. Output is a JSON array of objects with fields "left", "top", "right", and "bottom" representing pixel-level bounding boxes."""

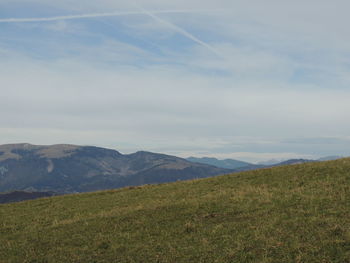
[
  {"left": 0, "top": 9, "right": 213, "bottom": 23},
  {"left": 134, "top": 6, "right": 223, "bottom": 58}
]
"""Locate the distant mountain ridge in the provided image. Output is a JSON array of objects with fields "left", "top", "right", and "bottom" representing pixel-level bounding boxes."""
[
  {"left": 271, "top": 159, "right": 315, "bottom": 166},
  {"left": 186, "top": 157, "right": 253, "bottom": 169},
  {"left": 0, "top": 191, "right": 57, "bottom": 204},
  {"left": 318, "top": 156, "right": 343, "bottom": 161},
  {"left": 186, "top": 156, "right": 344, "bottom": 170},
  {"left": 0, "top": 144, "right": 230, "bottom": 194}
]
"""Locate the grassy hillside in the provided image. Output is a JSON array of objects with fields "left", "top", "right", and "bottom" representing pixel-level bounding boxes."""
[{"left": 1, "top": 159, "right": 350, "bottom": 263}]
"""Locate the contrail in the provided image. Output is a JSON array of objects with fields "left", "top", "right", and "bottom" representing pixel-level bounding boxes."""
[
  {"left": 0, "top": 6, "right": 223, "bottom": 58},
  {"left": 0, "top": 9, "right": 214, "bottom": 23},
  {"left": 134, "top": 6, "right": 223, "bottom": 58}
]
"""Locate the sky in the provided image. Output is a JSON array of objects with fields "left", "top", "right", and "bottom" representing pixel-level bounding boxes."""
[{"left": 1, "top": 0, "right": 350, "bottom": 162}]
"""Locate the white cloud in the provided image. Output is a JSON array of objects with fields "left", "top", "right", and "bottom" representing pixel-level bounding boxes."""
[{"left": 1, "top": 55, "right": 350, "bottom": 158}]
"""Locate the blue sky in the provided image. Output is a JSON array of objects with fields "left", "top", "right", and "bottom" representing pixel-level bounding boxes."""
[{"left": 1, "top": 0, "right": 350, "bottom": 162}]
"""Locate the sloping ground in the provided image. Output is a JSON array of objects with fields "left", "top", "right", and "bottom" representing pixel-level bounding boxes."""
[{"left": 1, "top": 159, "right": 350, "bottom": 262}]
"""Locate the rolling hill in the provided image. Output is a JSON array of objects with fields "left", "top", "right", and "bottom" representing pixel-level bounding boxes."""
[
  {"left": 1, "top": 158, "right": 349, "bottom": 262},
  {"left": 0, "top": 143, "right": 229, "bottom": 194}
]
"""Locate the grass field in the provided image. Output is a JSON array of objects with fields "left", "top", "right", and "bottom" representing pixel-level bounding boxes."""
[{"left": 1, "top": 159, "right": 350, "bottom": 262}]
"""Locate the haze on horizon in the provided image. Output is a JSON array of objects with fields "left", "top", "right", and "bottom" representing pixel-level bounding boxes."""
[{"left": 1, "top": 0, "right": 350, "bottom": 162}]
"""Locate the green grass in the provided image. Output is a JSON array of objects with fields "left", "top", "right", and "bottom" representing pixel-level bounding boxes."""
[{"left": 1, "top": 159, "right": 350, "bottom": 263}]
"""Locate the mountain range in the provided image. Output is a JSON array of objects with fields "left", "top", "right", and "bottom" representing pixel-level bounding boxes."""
[
  {"left": 0, "top": 143, "right": 345, "bottom": 204},
  {"left": 0, "top": 143, "right": 229, "bottom": 194},
  {"left": 187, "top": 156, "right": 343, "bottom": 169}
]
